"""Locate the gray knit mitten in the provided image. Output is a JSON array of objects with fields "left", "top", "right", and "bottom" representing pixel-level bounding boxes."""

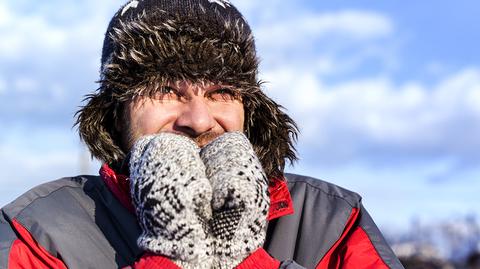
[
  {"left": 200, "top": 132, "right": 270, "bottom": 269},
  {"left": 129, "top": 133, "right": 213, "bottom": 269}
]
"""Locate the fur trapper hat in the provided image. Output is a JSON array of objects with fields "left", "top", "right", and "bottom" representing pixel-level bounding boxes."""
[{"left": 75, "top": 0, "right": 298, "bottom": 179}]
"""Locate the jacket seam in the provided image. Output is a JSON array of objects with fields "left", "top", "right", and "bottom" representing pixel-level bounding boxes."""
[
  {"left": 5, "top": 179, "right": 95, "bottom": 267},
  {"left": 358, "top": 226, "right": 391, "bottom": 269},
  {"left": 286, "top": 179, "right": 360, "bottom": 208},
  {"left": 5, "top": 238, "right": 16, "bottom": 269},
  {"left": 8, "top": 177, "right": 87, "bottom": 220},
  {"left": 314, "top": 207, "right": 360, "bottom": 269},
  {"left": 1, "top": 211, "right": 15, "bottom": 269},
  {"left": 6, "top": 239, "right": 15, "bottom": 269}
]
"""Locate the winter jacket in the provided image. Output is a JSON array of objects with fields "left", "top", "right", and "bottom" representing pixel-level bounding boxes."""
[{"left": 0, "top": 165, "right": 404, "bottom": 269}]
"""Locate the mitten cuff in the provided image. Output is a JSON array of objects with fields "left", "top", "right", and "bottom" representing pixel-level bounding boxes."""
[
  {"left": 128, "top": 253, "right": 181, "bottom": 269},
  {"left": 235, "top": 248, "right": 280, "bottom": 269}
]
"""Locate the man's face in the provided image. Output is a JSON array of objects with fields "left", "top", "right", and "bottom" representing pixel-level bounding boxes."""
[{"left": 124, "top": 80, "right": 245, "bottom": 150}]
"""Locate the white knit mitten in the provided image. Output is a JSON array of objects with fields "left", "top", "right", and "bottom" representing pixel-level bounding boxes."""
[
  {"left": 200, "top": 132, "right": 270, "bottom": 269},
  {"left": 129, "top": 133, "right": 213, "bottom": 269}
]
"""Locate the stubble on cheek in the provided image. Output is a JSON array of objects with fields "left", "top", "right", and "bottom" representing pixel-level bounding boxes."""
[
  {"left": 121, "top": 98, "right": 149, "bottom": 152},
  {"left": 122, "top": 121, "right": 138, "bottom": 153}
]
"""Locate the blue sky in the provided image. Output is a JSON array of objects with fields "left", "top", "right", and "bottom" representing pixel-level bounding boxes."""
[{"left": 0, "top": 0, "right": 479, "bottom": 230}]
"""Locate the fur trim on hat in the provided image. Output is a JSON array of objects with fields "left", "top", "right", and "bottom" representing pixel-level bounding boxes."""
[{"left": 75, "top": 4, "right": 298, "bottom": 179}]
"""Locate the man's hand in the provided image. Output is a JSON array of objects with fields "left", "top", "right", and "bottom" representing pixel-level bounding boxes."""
[
  {"left": 129, "top": 133, "right": 213, "bottom": 269},
  {"left": 200, "top": 132, "right": 270, "bottom": 269}
]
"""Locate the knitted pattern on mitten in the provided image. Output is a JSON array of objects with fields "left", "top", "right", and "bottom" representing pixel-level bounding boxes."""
[
  {"left": 200, "top": 132, "right": 270, "bottom": 269},
  {"left": 129, "top": 133, "right": 213, "bottom": 269}
]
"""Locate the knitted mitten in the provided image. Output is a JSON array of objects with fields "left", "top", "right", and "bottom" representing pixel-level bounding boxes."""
[
  {"left": 200, "top": 132, "right": 270, "bottom": 269},
  {"left": 129, "top": 133, "right": 213, "bottom": 269}
]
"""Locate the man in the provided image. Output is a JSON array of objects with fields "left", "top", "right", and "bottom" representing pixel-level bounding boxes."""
[{"left": 0, "top": 0, "right": 404, "bottom": 268}]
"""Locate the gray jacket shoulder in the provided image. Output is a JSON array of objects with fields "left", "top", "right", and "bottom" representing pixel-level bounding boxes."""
[
  {"left": 284, "top": 173, "right": 362, "bottom": 209},
  {"left": 281, "top": 173, "right": 404, "bottom": 269},
  {"left": 0, "top": 177, "right": 97, "bottom": 269},
  {"left": 266, "top": 173, "right": 363, "bottom": 268},
  {"left": 2, "top": 176, "right": 99, "bottom": 219},
  {"left": 0, "top": 176, "right": 141, "bottom": 269}
]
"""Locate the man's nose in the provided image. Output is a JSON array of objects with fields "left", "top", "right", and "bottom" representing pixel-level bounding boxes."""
[{"left": 174, "top": 98, "right": 216, "bottom": 136}]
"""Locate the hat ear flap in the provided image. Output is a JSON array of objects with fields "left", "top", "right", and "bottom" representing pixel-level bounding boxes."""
[
  {"left": 243, "top": 87, "right": 298, "bottom": 179},
  {"left": 75, "top": 90, "right": 126, "bottom": 165}
]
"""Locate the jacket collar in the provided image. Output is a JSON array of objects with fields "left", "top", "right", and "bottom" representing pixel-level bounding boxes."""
[{"left": 100, "top": 163, "right": 294, "bottom": 220}]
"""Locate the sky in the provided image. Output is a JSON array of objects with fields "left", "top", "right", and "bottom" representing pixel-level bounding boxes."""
[{"left": 0, "top": 0, "right": 479, "bottom": 231}]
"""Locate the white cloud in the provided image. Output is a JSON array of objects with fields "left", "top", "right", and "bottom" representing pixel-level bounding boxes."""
[
  {"left": 0, "top": 77, "right": 6, "bottom": 94},
  {"left": 232, "top": 0, "right": 283, "bottom": 20},
  {"left": 49, "top": 83, "right": 67, "bottom": 102},
  {"left": 0, "top": 14, "right": 67, "bottom": 59},
  {"left": 265, "top": 67, "right": 480, "bottom": 166},
  {"left": 248, "top": 4, "right": 477, "bottom": 168},
  {"left": 251, "top": 8, "right": 400, "bottom": 78},
  {"left": 0, "top": 3, "right": 11, "bottom": 27},
  {"left": 434, "top": 68, "right": 480, "bottom": 114},
  {"left": 231, "top": 0, "right": 263, "bottom": 12},
  {"left": 0, "top": 1, "right": 119, "bottom": 123},
  {"left": 0, "top": 1, "right": 116, "bottom": 61},
  {"left": 13, "top": 77, "right": 39, "bottom": 93},
  {"left": 256, "top": 10, "right": 393, "bottom": 49}
]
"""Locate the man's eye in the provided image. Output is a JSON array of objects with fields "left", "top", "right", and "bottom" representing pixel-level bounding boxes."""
[
  {"left": 209, "top": 88, "right": 240, "bottom": 102},
  {"left": 151, "top": 86, "right": 180, "bottom": 100}
]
